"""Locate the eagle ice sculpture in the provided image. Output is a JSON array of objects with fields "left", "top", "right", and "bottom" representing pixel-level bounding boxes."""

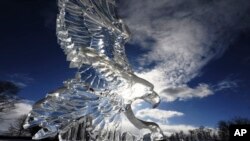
[{"left": 24, "top": 0, "right": 164, "bottom": 140}]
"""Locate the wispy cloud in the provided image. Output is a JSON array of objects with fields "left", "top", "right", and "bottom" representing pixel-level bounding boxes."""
[
  {"left": 7, "top": 73, "right": 34, "bottom": 88},
  {"left": 213, "top": 79, "right": 238, "bottom": 92},
  {"left": 8, "top": 73, "right": 33, "bottom": 81},
  {"left": 119, "top": 0, "right": 250, "bottom": 102}
]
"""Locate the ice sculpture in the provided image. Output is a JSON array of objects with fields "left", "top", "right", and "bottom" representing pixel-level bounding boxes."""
[{"left": 23, "top": 0, "right": 164, "bottom": 140}]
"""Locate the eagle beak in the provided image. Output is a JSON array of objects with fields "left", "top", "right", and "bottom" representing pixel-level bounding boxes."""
[{"left": 143, "top": 91, "right": 161, "bottom": 108}]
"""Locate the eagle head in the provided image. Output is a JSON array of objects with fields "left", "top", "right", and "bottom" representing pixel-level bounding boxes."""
[{"left": 127, "top": 74, "right": 161, "bottom": 108}]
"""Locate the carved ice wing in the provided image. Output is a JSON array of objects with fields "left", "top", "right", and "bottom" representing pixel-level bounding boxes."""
[
  {"left": 57, "top": 0, "right": 132, "bottom": 89},
  {"left": 24, "top": 83, "right": 144, "bottom": 141}
]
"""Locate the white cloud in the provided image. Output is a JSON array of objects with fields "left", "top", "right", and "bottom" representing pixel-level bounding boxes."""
[
  {"left": 136, "top": 108, "right": 184, "bottom": 124},
  {"left": 160, "top": 124, "right": 197, "bottom": 136},
  {"left": 0, "top": 101, "right": 32, "bottom": 132},
  {"left": 118, "top": 0, "right": 250, "bottom": 102},
  {"left": 161, "top": 84, "right": 213, "bottom": 102}
]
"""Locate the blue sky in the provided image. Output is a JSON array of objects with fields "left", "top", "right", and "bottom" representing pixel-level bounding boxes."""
[{"left": 1, "top": 0, "right": 250, "bottom": 134}]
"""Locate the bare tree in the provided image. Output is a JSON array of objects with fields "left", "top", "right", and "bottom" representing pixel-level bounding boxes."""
[
  {"left": 166, "top": 117, "right": 250, "bottom": 141},
  {"left": 217, "top": 117, "right": 250, "bottom": 141},
  {"left": 7, "top": 115, "right": 31, "bottom": 136}
]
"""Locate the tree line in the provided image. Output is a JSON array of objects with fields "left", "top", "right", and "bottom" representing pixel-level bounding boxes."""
[{"left": 165, "top": 118, "right": 250, "bottom": 141}]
